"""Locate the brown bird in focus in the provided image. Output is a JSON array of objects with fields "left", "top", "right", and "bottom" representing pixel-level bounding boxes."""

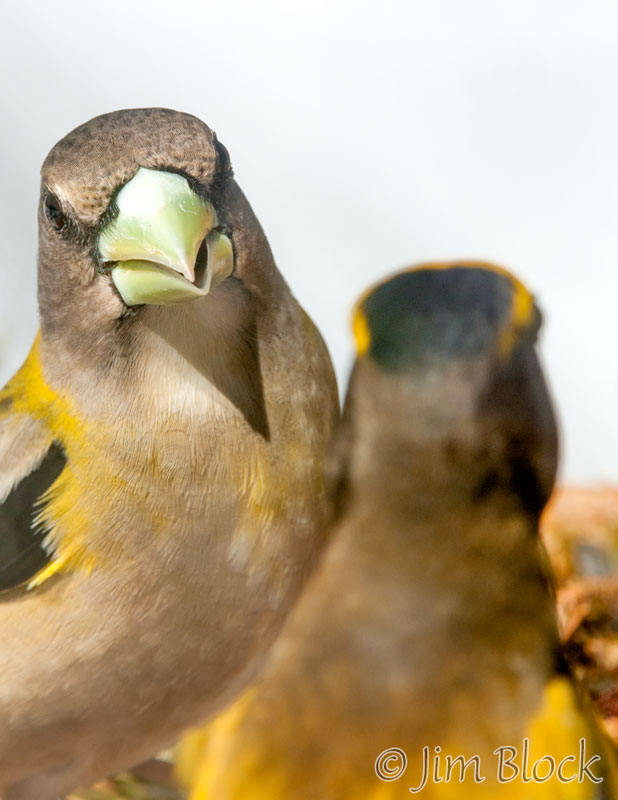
[{"left": 0, "top": 108, "right": 338, "bottom": 799}]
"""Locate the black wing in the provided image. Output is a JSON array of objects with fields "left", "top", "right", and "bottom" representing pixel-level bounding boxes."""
[{"left": 0, "top": 443, "right": 65, "bottom": 591}]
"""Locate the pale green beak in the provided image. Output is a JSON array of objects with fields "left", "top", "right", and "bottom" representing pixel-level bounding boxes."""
[{"left": 98, "top": 167, "right": 234, "bottom": 305}]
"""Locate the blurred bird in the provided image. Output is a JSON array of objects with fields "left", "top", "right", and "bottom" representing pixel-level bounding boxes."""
[
  {"left": 178, "top": 262, "right": 618, "bottom": 799},
  {"left": 0, "top": 108, "right": 338, "bottom": 799}
]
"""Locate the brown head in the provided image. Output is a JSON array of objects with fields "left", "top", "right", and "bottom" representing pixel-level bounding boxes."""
[
  {"left": 37, "top": 108, "right": 284, "bottom": 376},
  {"left": 339, "top": 261, "right": 559, "bottom": 520}
]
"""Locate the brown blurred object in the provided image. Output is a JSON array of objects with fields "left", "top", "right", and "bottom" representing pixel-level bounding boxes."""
[{"left": 542, "top": 486, "right": 618, "bottom": 746}]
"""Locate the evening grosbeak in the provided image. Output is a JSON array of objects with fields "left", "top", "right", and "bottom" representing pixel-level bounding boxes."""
[
  {"left": 0, "top": 108, "right": 338, "bottom": 799},
  {"left": 178, "top": 263, "right": 618, "bottom": 799}
]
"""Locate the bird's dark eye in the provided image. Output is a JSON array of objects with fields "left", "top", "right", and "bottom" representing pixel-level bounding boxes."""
[
  {"left": 44, "top": 193, "right": 66, "bottom": 232},
  {"left": 214, "top": 136, "right": 231, "bottom": 174}
]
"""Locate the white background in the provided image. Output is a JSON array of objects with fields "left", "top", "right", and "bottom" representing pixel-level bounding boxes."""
[{"left": 1, "top": 0, "right": 616, "bottom": 483}]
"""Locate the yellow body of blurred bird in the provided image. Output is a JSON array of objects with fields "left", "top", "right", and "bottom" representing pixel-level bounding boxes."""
[{"left": 178, "top": 263, "right": 618, "bottom": 800}]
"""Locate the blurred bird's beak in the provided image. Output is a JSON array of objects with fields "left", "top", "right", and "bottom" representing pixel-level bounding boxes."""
[{"left": 98, "top": 167, "right": 234, "bottom": 305}]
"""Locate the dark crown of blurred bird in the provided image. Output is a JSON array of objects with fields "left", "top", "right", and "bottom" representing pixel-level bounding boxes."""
[
  {"left": 0, "top": 108, "right": 338, "bottom": 799},
  {"left": 178, "top": 262, "right": 618, "bottom": 799}
]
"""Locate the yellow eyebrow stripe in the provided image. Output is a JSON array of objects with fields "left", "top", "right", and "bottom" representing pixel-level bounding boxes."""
[{"left": 352, "top": 308, "right": 371, "bottom": 356}]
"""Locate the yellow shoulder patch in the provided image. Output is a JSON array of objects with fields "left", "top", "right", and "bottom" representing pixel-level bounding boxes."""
[{"left": 2, "top": 335, "right": 100, "bottom": 588}]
